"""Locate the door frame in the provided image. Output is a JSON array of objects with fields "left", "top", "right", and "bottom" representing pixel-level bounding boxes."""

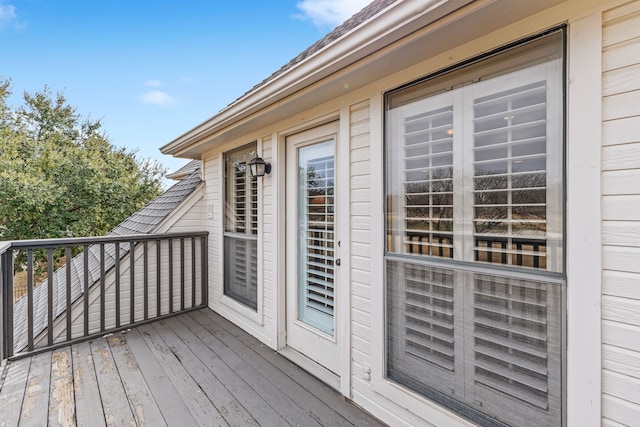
[{"left": 274, "top": 112, "right": 351, "bottom": 396}]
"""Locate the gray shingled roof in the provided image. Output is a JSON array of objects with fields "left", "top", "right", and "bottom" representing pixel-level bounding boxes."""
[
  {"left": 13, "top": 168, "right": 202, "bottom": 352},
  {"left": 237, "top": 0, "right": 399, "bottom": 103},
  {"left": 166, "top": 160, "right": 202, "bottom": 181}
]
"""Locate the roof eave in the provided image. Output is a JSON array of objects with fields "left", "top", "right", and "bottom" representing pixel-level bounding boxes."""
[{"left": 160, "top": 0, "right": 472, "bottom": 157}]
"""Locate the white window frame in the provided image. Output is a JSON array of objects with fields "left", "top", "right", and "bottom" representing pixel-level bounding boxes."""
[
  {"left": 222, "top": 142, "right": 259, "bottom": 310},
  {"left": 372, "top": 29, "right": 572, "bottom": 427}
]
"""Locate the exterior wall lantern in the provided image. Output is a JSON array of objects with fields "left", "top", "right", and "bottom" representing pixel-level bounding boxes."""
[{"left": 248, "top": 156, "right": 271, "bottom": 178}]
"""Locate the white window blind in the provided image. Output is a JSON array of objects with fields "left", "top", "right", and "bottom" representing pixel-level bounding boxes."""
[
  {"left": 297, "top": 140, "right": 336, "bottom": 335},
  {"left": 303, "top": 155, "right": 335, "bottom": 318},
  {"left": 385, "top": 31, "right": 564, "bottom": 426}
]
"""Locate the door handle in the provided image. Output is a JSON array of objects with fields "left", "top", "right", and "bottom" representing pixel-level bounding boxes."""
[{"left": 335, "top": 258, "right": 341, "bottom": 266}]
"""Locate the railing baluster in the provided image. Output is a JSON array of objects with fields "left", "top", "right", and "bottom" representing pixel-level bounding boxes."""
[
  {"left": 143, "top": 241, "right": 148, "bottom": 321},
  {"left": 180, "top": 238, "right": 185, "bottom": 311},
  {"left": 4, "top": 251, "right": 15, "bottom": 358},
  {"left": 169, "top": 239, "right": 174, "bottom": 314},
  {"left": 0, "top": 251, "right": 4, "bottom": 359},
  {"left": 27, "top": 249, "right": 34, "bottom": 352},
  {"left": 156, "top": 241, "right": 161, "bottom": 317},
  {"left": 130, "top": 241, "right": 135, "bottom": 325},
  {"left": 83, "top": 245, "right": 89, "bottom": 337},
  {"left": 191, "top": 238, "right": 196, "bottom": 308},
  {"left": 100, "top": 244, "right": 105, "bottom": 333},
  {"left": 47, "top": 248, "right": 54, "bottom": 346},
  {"left": 65, "top": 247, "right": 72, "bottom": 342},
  {"left": 115, "top": 242, "right": 120, "bottom": 328}
]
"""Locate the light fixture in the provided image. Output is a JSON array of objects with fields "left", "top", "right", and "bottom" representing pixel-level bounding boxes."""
[{"left": 248, "top": 156, "right": 271, "bottom": 178}]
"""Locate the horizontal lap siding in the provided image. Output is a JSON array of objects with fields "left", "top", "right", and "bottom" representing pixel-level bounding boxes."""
[
  {"left": 262, "top": 137, "right": 275, "bottom": 336},
  {"left": 602, "top": 2, "right": 640, "bottom": 424},
  {"left": 349, "top": 101, "right": 374, "bottom": 394},
  {"left": 204, "top": 154, "right": 223, "bottom": 308}
]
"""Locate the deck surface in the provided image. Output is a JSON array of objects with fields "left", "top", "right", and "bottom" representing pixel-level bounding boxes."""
[{"left": 0, "top": 309, "right": 384, "bottom": 427}]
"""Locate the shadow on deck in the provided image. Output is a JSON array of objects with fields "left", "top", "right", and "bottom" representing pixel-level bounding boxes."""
[{"left": 0, "top": 308, "right": 384, "bottom": 426}]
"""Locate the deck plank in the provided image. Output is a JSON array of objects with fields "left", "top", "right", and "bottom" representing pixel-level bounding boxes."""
[
  {"left": 136, "top": 324, "right": 226, "bottom": 427},
  {"left": 19, "top": 351, "right": 52, "bottom": 426},
  {"left": 178, "top": 314, "right": 324, "bottom": 427},
  {"left": 165, "top": 315, "right": 289, "bottom": 426},
  {"left": 193, "top": 310, "right": 384, "bottom": 426},
  {"left": 0, "top": 357, "right": 31, "bottom": 427},
  {"left": 123, "top": 327, "right": 200, "bottom": 427},
  {"left": 49, "top": 347, "right": 76, "bottom": 427},
  {"left": 107, "top": 333, "right": 168, "bottom": 427},
  {"left": 189, "top": 311, "right": 353, "bottom": 426},
  {"left": 72, "top": 341, "right": 106, "bottom": 427},
  {"left": 90, "top": 337, "right": 137, "bottom": 426},
  {"left": 150, "top": 319, "right": 259, "bottom": 426},
  {"left": 0, "top": 309, "right": 384, "bottom": 427}
]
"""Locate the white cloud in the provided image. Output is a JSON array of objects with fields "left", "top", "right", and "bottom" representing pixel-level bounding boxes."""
[
  {"left": 144, "top": 79, "right": 163, "bottom": 87},
  {"left": 141, "top": 90, "right": 175, "bottom": 107},
  {"left": 295, "top": 0, "right": 371, "bottom": 30},
  {"left": 0, "top": 2, "right": 17, "bottom": 30}
]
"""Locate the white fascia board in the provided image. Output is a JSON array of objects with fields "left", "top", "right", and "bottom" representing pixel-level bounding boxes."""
[{"left": 160, "top": 0, "right": 473, "bottom": 157}]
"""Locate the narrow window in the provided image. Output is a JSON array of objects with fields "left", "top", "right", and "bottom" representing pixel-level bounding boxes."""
[
  {"left": 385, "top": 30, "right": 564, "bottom": 426},
  {"left": 224, "top": 143, "right": 258, "bottom": 309}
]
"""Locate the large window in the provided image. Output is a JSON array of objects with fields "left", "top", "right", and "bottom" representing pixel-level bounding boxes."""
[
  {"left": 385, "top": 31, "right": 565, "bottom": 426},
  {"left": 224, "top": 143, "right": 258, "bottom": 309}
]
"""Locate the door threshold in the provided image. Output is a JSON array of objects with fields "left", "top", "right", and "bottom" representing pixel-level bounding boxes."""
[{"left": 279, "top": 346, "right": 340, "bottom": 391}]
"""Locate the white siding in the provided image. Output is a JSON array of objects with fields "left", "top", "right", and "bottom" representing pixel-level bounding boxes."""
[
  {"left": 349, "top": 100, "right": 374, "bottom": 397},
  {"left": 602, "top": 2, "right": 640, "bottom": 424},
  {"left": 261, "top": 136, "right": 275, "bottom": 338}
]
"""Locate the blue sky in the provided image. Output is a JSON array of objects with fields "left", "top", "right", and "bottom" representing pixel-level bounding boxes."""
[{"left": 0, "top": 0, "right": 370, "bottom": 179}]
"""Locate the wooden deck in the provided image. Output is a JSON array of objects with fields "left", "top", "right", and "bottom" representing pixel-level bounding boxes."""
[{"left": 0, "top": 309, "right": 384, "bottom": 427}]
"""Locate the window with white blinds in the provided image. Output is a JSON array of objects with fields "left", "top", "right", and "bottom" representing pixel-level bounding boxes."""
[
  {"left": 385, "top": 31, "right": 564, "bottom": 426},
  {"left": 224, "top": 143, "right": 258, "bottom": 309}
]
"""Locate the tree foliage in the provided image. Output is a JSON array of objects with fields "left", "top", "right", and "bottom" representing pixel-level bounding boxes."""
[{"left": 0, "top": 79, "right": 166, "bottom": 243}]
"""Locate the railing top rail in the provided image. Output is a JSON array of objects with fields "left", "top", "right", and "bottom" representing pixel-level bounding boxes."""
[
  {"left": 1, "top": 231, "right": 209, "bottom": 250},
  {"left": 0, "top": 241, "right": 11, "bottom": 255}
]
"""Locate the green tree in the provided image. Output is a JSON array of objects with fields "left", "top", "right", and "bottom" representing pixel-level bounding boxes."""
[{"left": 0, "top": 79, "right": 166, "bottom": 245}]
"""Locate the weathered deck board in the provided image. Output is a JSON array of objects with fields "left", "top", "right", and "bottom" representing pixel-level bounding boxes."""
[
  {"left": 0, "top": 308, "right": 385, "bottom": 427},
  {"left": 19, "top": 351, "right": 52, "bottom": 425},
  {"left": 90, "top": 335, "right": 137, "bottom": 426},
  {"left": 0, "top": 357, "right": 31, "bottom": 426},
  {"left": 49, "top": 347, "right": 75, "bottom": 426},
  {"left": 106, "top": 334, "right": 167, "bottom": 427},
  {"left": 72, "top": 341, "right": 106, "bottom": 427}
]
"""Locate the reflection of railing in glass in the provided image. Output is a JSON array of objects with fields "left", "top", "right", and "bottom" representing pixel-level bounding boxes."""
[
  {"left": 473, "top": 170, "right": 547, "bottom": 269},
  {"left": 403, "top": 167, "right": 454, "bottom": 258}
]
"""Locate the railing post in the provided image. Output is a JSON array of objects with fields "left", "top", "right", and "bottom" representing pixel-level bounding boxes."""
[
  {"left": 1, "top": 249, "right": 14, "bottom": 359},
  {"left": 0, "top": 250, "right": 5, "bottom": 360},
  {"left": 0, "top": 250, "right": 4, "bottom": 360},
  {"left": 201, "top": 235, "right": 208, "bottom": 307}
]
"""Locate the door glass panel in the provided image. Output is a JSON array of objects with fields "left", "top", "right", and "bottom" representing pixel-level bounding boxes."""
[{"left": 297, "top": 140, "right": 335, "bottom": 335}]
